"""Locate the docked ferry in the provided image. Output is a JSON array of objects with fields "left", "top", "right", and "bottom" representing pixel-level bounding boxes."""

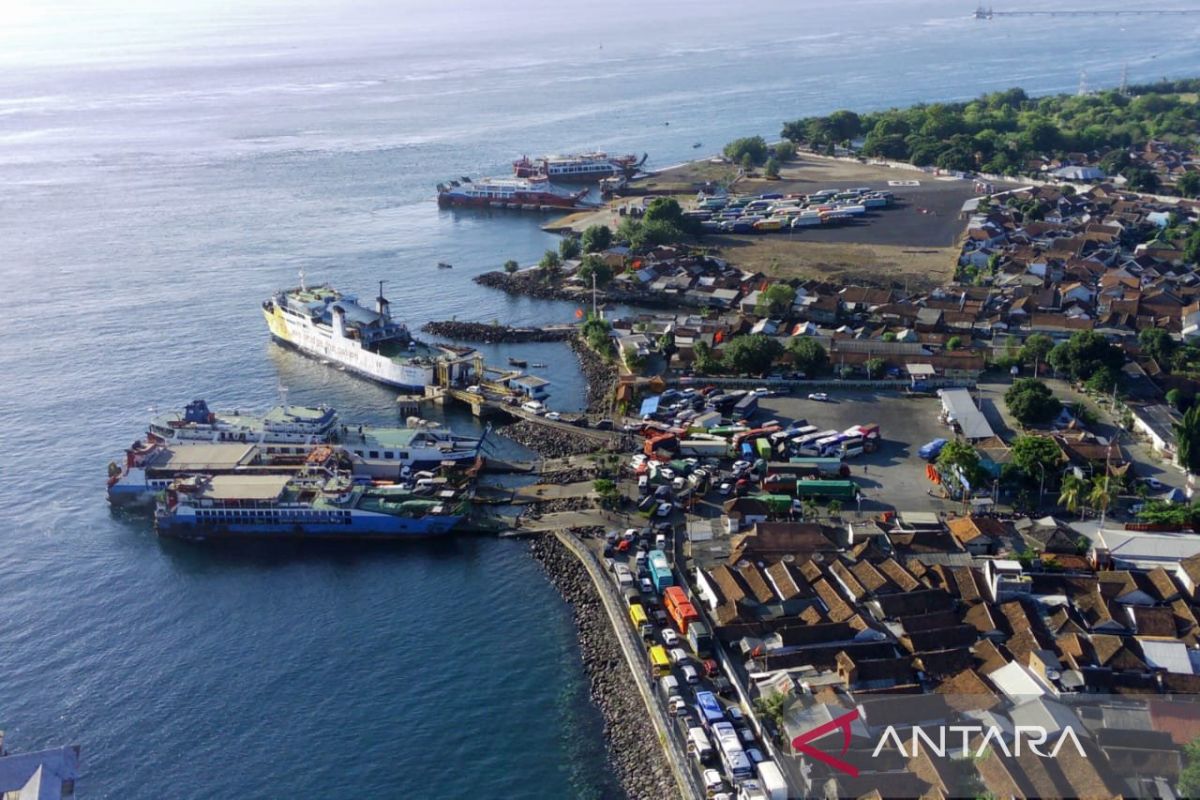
[
  {"left": 436, "top": 176, "right": 593, "bottom": 211},
  {"left": 154, "top": 473, "right": 467, "bottom": 540},
  {"left": 262, "top": 280, "right": 473, "bottom": 389},
  {"left": 512, "top": 152, "right": 646, "bottom": 181},
  {"left": 148, "top": 399, "right": 338, "bottom": 444}
]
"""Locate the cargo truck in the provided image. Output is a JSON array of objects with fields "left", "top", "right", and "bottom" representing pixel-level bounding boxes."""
[
  {"left": 793, "top": 479, "right": 858, "bottom": 500},
  {"left": 678, "top": 439, "right": 731, "bottom": 458},
  {"left": 686, "top": 620, "right": 713, "bottom": 657},
  {"left": 755, "top": 761, "right": 788, "bottom": 800},
  {"left": 733, "top": 393, "right": 758, "bottom": 419},
  {"left": 760, "top": 493, "right": 794, "bottom": 514}
]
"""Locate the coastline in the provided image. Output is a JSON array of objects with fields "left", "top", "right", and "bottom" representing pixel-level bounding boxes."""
[{"left": 529, "top": 531, "right": 679, "bottom": 800}]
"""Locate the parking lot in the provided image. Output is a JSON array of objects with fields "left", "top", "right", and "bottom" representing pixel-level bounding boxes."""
[{"left": 753, "top": 390, "right": 960, "bottom": 514}]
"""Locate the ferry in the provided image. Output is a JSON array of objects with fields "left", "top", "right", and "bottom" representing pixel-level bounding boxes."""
[
  {"left": 109, "top": 423, "right": 487, "bottom": 507},
  {"left": 262, "top": 279, "right": 474, "bottom": 389},
  {"left": 148, "top": 399, "right": 338, "bottom": 444},
  {"left": 154, "top": 473, "right": 467, "bottom": 540},
  {"left": 512, "top": 152, "right": 646, "bottom": 182},
  {"left": 436, "top": 176, "right": 592, "bottom": 211}
]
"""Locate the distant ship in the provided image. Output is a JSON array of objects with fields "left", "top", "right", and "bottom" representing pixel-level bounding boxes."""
[
  {"left": 153, "top": 472, "right": 468, "bottom": 540},
  {"left": 512, "top": 152, "right": 647, "bottom": 181},
  {"left": 262, "top": 278, "right": 474, "bottom": 389},
  {"left": 436, "top": 176, "right": 593, "bottom": 210}
]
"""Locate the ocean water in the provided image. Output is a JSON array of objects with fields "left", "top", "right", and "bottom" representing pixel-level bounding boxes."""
[{"left": 0, "top": 0, "right": 1197, "bottom": 796}]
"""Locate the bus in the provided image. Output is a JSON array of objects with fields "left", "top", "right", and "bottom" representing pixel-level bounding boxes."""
[
  {"left": 711, "top": 722, "right": 754, "bottom": 780},
  {"left": 662, "top": 586, "right": 700, "bottom": 634},
  {"left": 648, "top": 645, "right": 671, "bottom": 677},
  {"left": 796, "top": 430, "right": 838, "bottom": 455},
  {"left": 648, "top": 550, "right": 674, "bottom": 593},
  {"left": 695, "top": 690, "right": 725, "bottom": 728}
]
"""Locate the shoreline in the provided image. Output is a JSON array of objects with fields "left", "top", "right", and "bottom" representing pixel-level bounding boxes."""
[{"left": 528, "top": 532, "right": 679, "bottom": 800}]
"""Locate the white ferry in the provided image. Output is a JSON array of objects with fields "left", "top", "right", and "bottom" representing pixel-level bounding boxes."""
[
  {"left": 148, "top": 399, "right": 338, "bottom": 444},
  {"left": 262, "top": 279, "right": 473, "bottom": 390}
]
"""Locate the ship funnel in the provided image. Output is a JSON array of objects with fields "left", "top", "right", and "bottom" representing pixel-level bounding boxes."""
[{"left": 376, "top": 280, "right": 390, "bottom": 320}]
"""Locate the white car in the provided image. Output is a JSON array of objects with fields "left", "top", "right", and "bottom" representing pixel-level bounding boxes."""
[
  {"left": 681, "top": 664, "right": 700, "bottom": 684},
  {"left": 466, "top": 385, "right": 483, "bottom": 395},
  {"left": 731, "top": 460, "right": 751, "bottom": 472},
  {"left": 544, "top": 411, "right": 561, "bottom": 421},
  {"left": 752, "top": 387, "right": 770, "bottom": 396},
  {"left": 668, "top": 695, "right": 688, "bottom": 716},
  {"left": 808, "top": 392, "right": 829, "bottom": 402},
  {"left": 659, "top": 468, "right": 675, "bottom": 481},
  {"left": 521, "top": 401, "right": 545, "bottom": 414},
  {"left": 656, "top": 502, "right": 674, "bottom": 517},
  {"left": 661, "top": 629, "right": 680, "bottom": 646},
  {"left": 717, "top": 482, "right": 732, "bottom": 496},
  {"left": 703, "top": 769, "right": 726, "bottom": 795},
  {"left": 669, "top": 647, "right": 690, "bottom": 664}
]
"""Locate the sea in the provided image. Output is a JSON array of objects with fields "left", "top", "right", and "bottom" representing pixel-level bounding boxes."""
[{"left": 0, "top": 0, "right": 1197, "bottom": 796}]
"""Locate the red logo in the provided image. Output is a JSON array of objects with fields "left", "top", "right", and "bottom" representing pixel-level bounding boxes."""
[{"left": 791, "top": 708, "right": 861, "bottom": 778}]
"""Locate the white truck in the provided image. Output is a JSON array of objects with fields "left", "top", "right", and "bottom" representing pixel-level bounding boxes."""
[{"left": 755, "top": 760, "right": 788, "bottom": 800}]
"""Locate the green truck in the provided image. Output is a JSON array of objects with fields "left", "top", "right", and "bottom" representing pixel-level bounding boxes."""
[
  {"left": 793, "top": 479, "right": 859, "bottom": 500},
  {"left": 760, "top": 494, "right": 795, "bottom": 514}
]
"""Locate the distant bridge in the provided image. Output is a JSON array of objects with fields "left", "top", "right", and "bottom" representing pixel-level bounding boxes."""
[{"left": 976, "top": 5, "right": 1200, "bottom": 17}]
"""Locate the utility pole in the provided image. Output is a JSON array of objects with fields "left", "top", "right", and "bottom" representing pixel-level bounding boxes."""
[{"left": 592, "top": 272, "right": 598, "bottom": 319}]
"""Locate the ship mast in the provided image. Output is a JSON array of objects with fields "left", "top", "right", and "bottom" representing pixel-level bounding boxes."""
[{"left": 299, "top": 268, "right": 307, "bottom": 292}]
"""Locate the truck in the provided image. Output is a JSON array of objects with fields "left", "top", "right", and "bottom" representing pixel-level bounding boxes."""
[
  {"left": 678, "top": 439, "right": 731, "bottom": 458},
  {"left": 754, "top": 760, "right": 788, "bottom": 800},
  {"left": 793, "top": 479, "right": 859, "bottom": 500},
  {"left": 761, "top": 493, "right": 794, "bottom": 514},
  {"left": 686, "top": 620, "right": 713, "bottom": 657},
  {"left": 754, "top": 437, "right": 772, "bottom": 460},
  {"left": 782, "top": 457, "right": 851, "bottom": 478},
  {"left": 648, "top": 550, "right": 674, "bottom": 593},
  {"left": 733, "top": 393, "right": 758, "bottom": 419}
]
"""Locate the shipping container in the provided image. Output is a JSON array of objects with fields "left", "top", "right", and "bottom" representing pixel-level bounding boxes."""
[{"left": 760, "top": 494, "right": 794, "bottom": 514}]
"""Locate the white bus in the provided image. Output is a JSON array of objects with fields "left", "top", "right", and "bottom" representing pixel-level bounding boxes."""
[{"left": 711, "top": 722, "right": 754, "bottom": 780}]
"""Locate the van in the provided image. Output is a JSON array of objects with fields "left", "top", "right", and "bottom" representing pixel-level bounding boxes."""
[
  {"left": 655, "top": 533, "right": 667, "bottom": 550},
  {"left": 521, "top": 401, "right": 544, "bottom": 414},
  {"left": 681, "top": 664, "right": 700, "bottom": 684},
  {"left": 672, "top": 476, "right": 685, "bottom": 491},
  {"left": 638, "top": 474, "right": 649, "bottom": 493},
  {"left": 659, "top": 675, "right": 680, "bottom": 701},
  {"left": 688, "top": 727, "right": 715, "bottom": 765}
]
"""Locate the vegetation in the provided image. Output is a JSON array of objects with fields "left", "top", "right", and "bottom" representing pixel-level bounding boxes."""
[
  {"left": 1139, "top": 327, "right": 1177, "bottom": 366},
  {"left": 773, "top": 140, "right": 796, "bottom": 161},
  {"left": 692, "top": 340, "right": 721, "bottom": 374},
  {"left": 1175, "top": 404, "right": 1200, "bottom": 475},
  {"left": 616, "top": 197, "right": 699, "bottom": 252},
  {"left": 1019, "top": 334, "right": 1054, "bottom": 369},
  {"left": 721, "top": 335, "right": 784, "bottom": 376},
  {"left": 755, "top": 283, "right": 796, "bottom": 317},
  {"left": 936, "top": 440, "right": 987, "bottom": 494},
  {"left": 1136, "top": 500, "right": 1198, "bottom": 528},
  {"left": 780, "top": 81, "right": 1200, "bottom": 182},
  {"left": 1010, "top": 435, "right": 1063, "bottom": 484},
  {"left": 1058, "top": 473, "right": 1085, "bottom": 516},
  {"left": 763, "top": 157, "right": 780, "bottom": 179},
  {"left": 724, "top": 135, "right": 769, "bottom": 166},
  {"left": 1168, "top": 388, "right": 1191, "bottom": 412},
  {"left": 581, "top": 314, "right": 616, "bottom": 360},
  {"left": 753, "top": 693, "right": 792, "bottom": 733},
  {"left": 503, "top": 259, "right": 520, "bottom": 274},
  {"left": 1005, "top": 378, "right": 1062, "bottom": 426},
  {"left": 580, "top": 224, "right": 613, "bottom": 253},
  {"left": 946, "top": 336, "right": 962, "bottom": 351},
  {"left": 1178, "top": 735, "right": 1200, "bottom": 799},
  {"left": 1088, "top": 476, "right": 1114, "bottom": 517},
  {"left": 787, "top": 338, "right": 828, "bottom": 375},
  {"left": 593, "top": 478, "right": 620, "bottom": 508},
  {"left": 558, "top": 237, "right": 581, "bottom": 260},
  {"left": 538, "top": 249, "right": 562, "bottom": 270},
  {"left": 864, "top": 357, "right": 885, "bottom": 379},
  {"left": 577, "top": 254, "right": 613, "bottom": 288},
  {"left": 1048, "top": 331, "right": 1124, "bottom": 384}
]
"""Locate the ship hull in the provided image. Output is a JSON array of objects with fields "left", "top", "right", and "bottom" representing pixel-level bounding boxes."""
[
  {"left": 436, "top": 194, "right": 586, "bottom": 211},
  {"left": 155, "top": 512, "right": 464, "bottom": 541},
  {"left": 263, "top": 307, "right": 435, "bottom": 390}
]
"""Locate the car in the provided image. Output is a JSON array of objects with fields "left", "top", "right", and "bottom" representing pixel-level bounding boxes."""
[
  {"left": 659, "top": 467, "right": 675, "bottom": 481},
  {"left": 521, "top": 401, "right": 545, "bottom": 414},
  {"left": 544, "top": 411, "right": 561, "bottom": 421},
  {"left": 717, "top": 482, "right": 732, "bottom": 496},
  {"left": 653, "top": 609, "right": 669, "bottom": 625},
  {"left": 661, "top": 629, "right": 680, "bottom": 646},
  {"left": 622, "top": 422, "right": 640, "bottom": 432},
  {"left": 465, "top": 385, "right": 483, "bottom": 395},
  {"left": 595, "top": 419, "right": 614, "bottom": 431},
  {"left": 640, "top": 578, "right": 654, "bottom": 594},
  {"left": 808, "top": 392, "right": 829, "bottom": 402},
  {"left": 656, "top": 502, "right": 674, "bottom": 517},
  {"left": 1144, "top": 477, "right": 1165, "bottom": 490},
  {"left": 681, "top": 664, "right": 700, "bottom": 684},
  {"left": 669, "top": 647, "right": 690, "bottom": 665},
  {"left": 737, "top": 727, "right": 755, "bottom": 745},
  {"left": 746, "top": 747, "right": 766, "bottom": 764},
  {"left": 731, "top": 460, "right": 751, "bottom": 472},
  {"left": 752, "top": 387, "right": 770, "bottom": 396},
  {"left": 668, "top": 695, "right": 688, "bottom": 716},
  {"left": 703, "top": 769, "right": 726, "bottom": 797},
  {"left": 727, "top": 706, "right": 746, "bottom": 726}
]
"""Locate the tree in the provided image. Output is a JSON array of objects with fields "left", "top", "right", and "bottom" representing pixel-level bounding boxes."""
[
  {"left": 937, "top": 440, "right": 986, "bottom": 495},
  {"left": 864, "top": 357, "right": 885, "bottom": 378},
  {"left": 593, "top": 478, "right": 620, "bottom": 508},
  {"left": 755, "top": 284, "right": 796, "bottom": 318},
  {"left": 724, "top": 136, "right": 769, "bottom": 166},
  {"left": 539, "top": 249, "right": 562, "bottom": 270},
  {"left": 881, "top": 332, "right": 897, "bottom": 343},
  {"left": 741, "top": 153, "right": 755, "bottom": 172},
  {"left": 1084, "top": 366, "right": 1118, "bottom": 395},
  {"left": 753, "top": 693, "right": 793, "bottom": 733},
  {"left": 1048, "top": 331, "right": 1124, "bottom": 383},
  {"left": 1174, "top": 404, "right": 1200, "bottom": 475},
  {"left": 559, "top": 236, "right": 581, "bottom": 260},
  {"left": 1088, "top": 475, "right": 1114, "bottom": 517},
  {"left": 946, "top": 336, "right": 962, "bottom": 351},
  {"left": 764, "top": 157, "right": 780, "bottom": 179},
  {"left": 692, "top": 340, "right": 721, "bottom": 375},
  {"left": 828, "top": 499, "right": 843, "bottom": 517},
  {"left": 1019, "top": 334, "right": 1054, "bottom": 369},
  {"left": 774, "top": 140, "right": 796, "bottom": 161},
  {"left": 722, "top": 335, "right": 784, "bottom": 376},
  {"left": 1058, "top": 473, "right": 1085, "bottom": 516},
  {"left": 1177, "top": 171, "right": 1200, "bottom": 198},
  {"left": 1005, "top": 378, "right": 1062, "bottom": 426},
  {"left": 577, "top": 254, "right": 613, "bottom": 288},
  {"left": 580, "top": 224, "right": 613, "bottom": 253},
  {"left": 787, "top": 338, "right": 828, "bottom": 375},
  {"left": 643, "top": 197, "right": 685, "bottom": 226},
  {"left": 1011, "top": 435, "right": 1063, "bottom": 483},
  {"left": 1167, "top": 388, "right": 1191, "bottom": 412},
  {"left": 1139, "top": 327, "right": 1177, "bottom": 367},
  {"left": 503, "top": 259, "right": 520, "bottom": 274}
]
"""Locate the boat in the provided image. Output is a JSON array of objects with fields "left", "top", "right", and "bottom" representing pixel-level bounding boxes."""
[
  {"left": 437, "top": 261, "right": 453, "bottom": 269},
  {"left": 512, "top": 152, "right": 647, "bottom": 182},
  {"left": 148, "top": 399, "right": 339, "bottom": 445},
  {"left": 436, "top": 176, "right": 593, "bottom": 210},
  {"left": 262, "top": 278, "right": 475, "bottom": 389},
  {"left": 530, "top": 363, "right": 547, "bottom": 368},
  {"left": 508, "top": 357, "right": 528, "bottom": 368},
  {"left": 110, "top": 413, "right": 488, "bottom": 507},
  {"left": 692, "top": 142, "right": 702, "bottom": 149},
  {"left": 153, "top": 472, "right": 468, "bottom": 540}
]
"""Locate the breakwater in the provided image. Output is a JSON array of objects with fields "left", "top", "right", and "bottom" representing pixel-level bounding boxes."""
[
  {"left": 529, "top": 533, "right": 678, "bottom": 800},
  {"left": 422, "top": 320, "right": 576, "bottom": 343},
  {"left": 500, "top": 419, "right": 606, "bottom": 457},
  {"left": 568, "top": 337, "right": 619, "bottom": 416},
  {"left": 474, "top": 270, "right": 675, "bottom": 310}
]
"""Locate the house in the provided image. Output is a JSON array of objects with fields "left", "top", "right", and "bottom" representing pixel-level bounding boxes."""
[
  {"left": 1128, "top": 404, "right": 1181, "bottom": 463},
  {"left": 946, "top": 516, "right": 1007, "bottom": 556}
]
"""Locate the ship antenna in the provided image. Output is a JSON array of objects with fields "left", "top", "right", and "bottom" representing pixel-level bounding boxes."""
[
  {"left": 278, "top": 384, "right": 288, "bottom": 409},
  {"left": 299, "top": 268, "right": 307, "bottom": 291}
]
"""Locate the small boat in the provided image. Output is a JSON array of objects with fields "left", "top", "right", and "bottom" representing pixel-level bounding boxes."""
[
  {"left": 508, "top": 357, "right": 528, "bottom": 368},
  {"left": 530, "top": 363, "right": 547, "bottom": 368},
  {"left": 693, "top": 142, "right": 702, "bottom": 149},
  {"left": 437, "top": 261, "right": 453, "bottom": 269}
]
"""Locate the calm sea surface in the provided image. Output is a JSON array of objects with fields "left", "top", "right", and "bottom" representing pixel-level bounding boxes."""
[{"left": 0, "top": 1, "right": 1196, "bottom": 795}]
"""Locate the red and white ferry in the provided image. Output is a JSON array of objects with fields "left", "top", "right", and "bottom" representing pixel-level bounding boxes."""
[
  {"left": 512, "top": 152, "right": 646, "bottom": 181},
  {"left": 436, "top": 176, "right": 593, "bottom": 211}
]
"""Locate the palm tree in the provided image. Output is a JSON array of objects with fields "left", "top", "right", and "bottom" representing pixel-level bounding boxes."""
[
  {"left": 1058, "top": 474, "right": 1085, "bottom": 517},
  {"left": 1088, "top": 475, "right": 1114, "bottom": 518}
]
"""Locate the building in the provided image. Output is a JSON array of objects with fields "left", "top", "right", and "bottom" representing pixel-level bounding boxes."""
[
  {"left": 1129, "top": 404, "right": 1181, "bottom": 463},
  {"left": 937, "top": 388, "right": 995, "bottom": 441}
]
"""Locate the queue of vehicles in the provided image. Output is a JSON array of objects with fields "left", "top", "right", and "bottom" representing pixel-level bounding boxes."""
[
  {"left": 605, "top": 527, "right": 787, "bottom": 800},
  {"left": 687, "top": 186, "right": 894, "bottom": 235}
]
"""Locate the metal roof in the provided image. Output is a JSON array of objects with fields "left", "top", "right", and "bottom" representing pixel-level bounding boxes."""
[
  {"left": 938, "top": 388, "right": 995, "bottom": 441},
  {"left": 640, "top": 395, "right": 662, "bottom": 417},
  {"left": 153, "top": 443, "right": 257, "bottom": 471},
  {"left": 197, "top": 474, "right": 291, "bottom": 501}
]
